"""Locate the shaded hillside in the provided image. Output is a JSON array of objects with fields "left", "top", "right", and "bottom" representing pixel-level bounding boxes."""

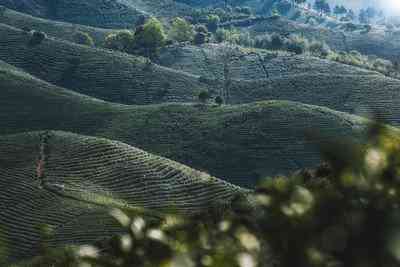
[
  {"left": 0, "top": 63, "right": 372, "bottom": 186},
  {"left": 0, "top": 5, "right": 113, "bottom": 45},
  {"left": 0, "top": 0, "right": 192, "bottom": 28},
  {"left": 247, "top": 16, "right": 400, "bottom": 62},
  {"left": 0, "top": 23, "right": 210, "bottom": 105},
  {"left": 0, "top": 130, "right": 245, "bottom": 262}
]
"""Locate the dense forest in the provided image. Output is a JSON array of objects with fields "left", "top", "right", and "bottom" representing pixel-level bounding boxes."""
[{"left": 1, "top": 0, "right": 400, "bottom": 266}]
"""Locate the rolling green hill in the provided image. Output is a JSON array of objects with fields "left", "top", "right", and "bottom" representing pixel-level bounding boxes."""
[
  {"left": 0, "top": 5, "right": 114, "bottom": 45},
  {"left": 0, "top": 0, "right": 146, "bottom": 28},
  {"left": 0, "top": 130, "right": 245, "bottom": 263},
  {"left": 2, "top": 22, "right": 400, "bottom": 118},
  {"left": 0, "top": 23, "right": 210, "bottom": 105},
  {"left": 159, "top": 44, "right": 400, "bottom": 124},
  {"left": 159, "top": 43, "right": 376, "bottom": 81},
  {"left": 0, "top": 62, "right": 373, "bottom": 186}
]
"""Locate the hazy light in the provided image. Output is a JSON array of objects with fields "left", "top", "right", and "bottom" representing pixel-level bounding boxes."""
[{"left": 384, "top": 0, "right": 400, "bottom": 14}]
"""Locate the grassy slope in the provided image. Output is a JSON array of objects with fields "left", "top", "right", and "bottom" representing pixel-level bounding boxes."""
[
  {"left": 159, "top": 43, "right": 375, "bottom": 81},
  {"left": 0, "top": 5, "right": 114, "bottom": 45},
  {"left": 0, "top": 62, "right": 372, "bottom": 186},
  {"left": 0, "top": 23, "right": 210, "bottom": 105},
  {"left": 0, "top": 130, "right": 245, "bottom": 262}
]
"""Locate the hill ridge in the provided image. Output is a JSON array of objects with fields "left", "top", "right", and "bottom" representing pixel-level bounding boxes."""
[{"left": 0, "top": 130, "right": 246, "bottom": 262}]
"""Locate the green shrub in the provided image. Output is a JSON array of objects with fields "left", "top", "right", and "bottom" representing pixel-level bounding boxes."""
[
  {"left": 286, "top": 35, "right": 308, "bottom": 54},
  {"left": 309, "top": 40, "right": 331, "bottom": 58},
  {"left": 134, "top": 17, "right": 166, "bottom": 58},
  {"left": 254, "top": 34, "right": 272, "bottom": 49},
  {"left": 206, "top": 14, "right": 220, "bottom": 32},
  {"left": 194, "top": 32, "right": 208, "bottom": 45},
  {"left": 215, "top": 28, "right": 240, "bottom": 44},
  {"left": 169, "top": 17, "right": 194, "bottom": 43},
  {"left": 194, "top": 25, "right": 209, "bottom": 45},
  {"left": 73, "top": 31, "right": 94, "bottom": 47},
  {"left": 103, "top": 30, "right": 135, "bottom": 53},
  {"left": 28, "top": 30, "right": 46, "bottom": 46},
  {"left": 198, "top": 90, "right": 211, "bottom": 103},
  {"left": 270, "top": 33, "right": 285, "bottom": 50},
  {"left": 373, "top": 58, "right": 393, "bottom": 72},
  {"left": 237, "top": 32, "right": 254, "bottom": 47},
  {"left": 286, "top": 42, "right": 304, "bottom": 54},
  {"left": 215, "top": 96, "right": 223, "bottom": 105}
]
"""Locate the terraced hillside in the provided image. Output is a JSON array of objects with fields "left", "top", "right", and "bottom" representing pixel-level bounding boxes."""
[
  {"left": 0, "top": 23, "right": 210, "bottom": 105},
  {"left": 0, "top": 0, "right": 145, "bottom": 28},
  {"left": 247, "top": 17, "right": 400, "bottom": 62},
  {"left": 0, "top": 5, "right": 114, "bottom": 45},
  {"left": 0, "top": 62, "right": 374, "bottom": 186},
  {"left": 2, "top": 23, "right": 400, "bottom": 115},
  {"left": 0, "top": 0, "right": 192, "bottom": 28},
  {"left": 0, "top": 130, "right": 245, "bottom": 262},
  {"left": 159, "top": 43, "right": 375, "bottom": 81}
]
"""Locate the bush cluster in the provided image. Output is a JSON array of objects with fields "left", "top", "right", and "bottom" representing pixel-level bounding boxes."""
[{"left": 103, "top": 17, "right": 166, "bottom": 58}]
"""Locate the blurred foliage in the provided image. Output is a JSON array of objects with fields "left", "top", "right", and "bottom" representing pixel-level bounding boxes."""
[{"left": 10, "top": 123, "right": 400, "bottom": 267}]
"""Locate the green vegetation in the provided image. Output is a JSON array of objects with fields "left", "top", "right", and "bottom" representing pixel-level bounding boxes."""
[
  {"left": 104, "top": 30, "right": 135, "bottom": 53},
  {"left": 102, "top": 17, "right": 167, "bottom": 58},
  {"left": 28, "top": 30, "right": 46, "bottom": 46},
  {"left": 206, "top": 14, "right": 220, "bottom": 32},
  {"left": 134, "top": 17, "right": 167, "bottom": 58},
  {"left": 73, "top": 31, "right": 95, "bottom": 46},
  {"left": 198, "top": 90, "right": 211, "bottom": 103},
  {"left": 3, "top": 1, "right": 400, "bottom": 266},
  {"left": 169, "top": 17, "right": 195, "bottom": 43},
  {"left": 194, "top": 24, "right": 210, "bottom": 44}
]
